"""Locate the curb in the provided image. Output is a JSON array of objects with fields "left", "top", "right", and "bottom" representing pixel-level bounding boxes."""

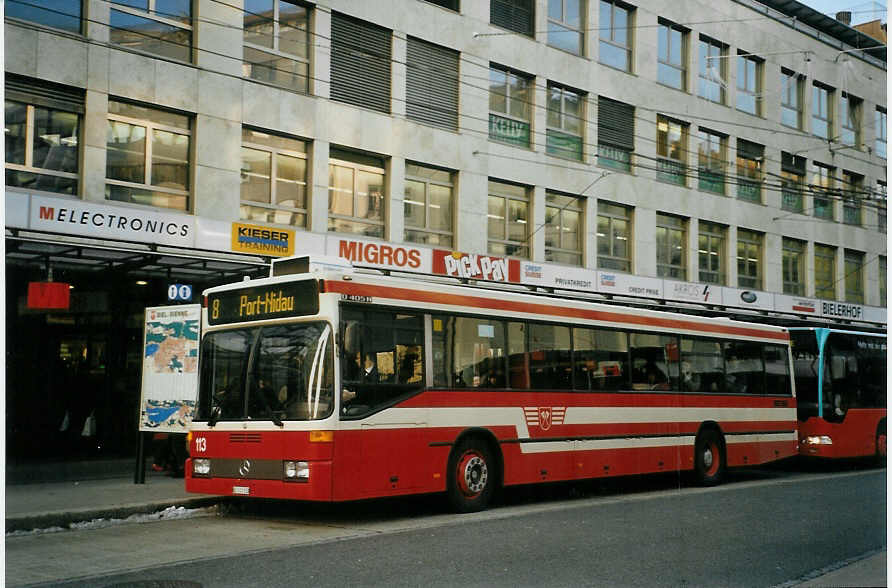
[{"left": 5, "top": 496, "right": 224, "bottom": 534}]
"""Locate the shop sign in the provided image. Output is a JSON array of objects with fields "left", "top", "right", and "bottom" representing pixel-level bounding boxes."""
[
  {"left": 598, "top": 272, "right": 663, "bottom": 298},
  {"left": 230, "top": 222, "right": 295, "bottom": 257},
  {"left": 433, "top": 250, "right": 521, "bottom": 283},
  {"left": 139, "top": 304, "right": 201, "bottom": 433},
  {"left": 520, "top": 262, "right": 596, "bottom": 292},
  {"left": 29, "top": 194, "right": 195, "bottom": 248},
  {"left": 167, "top": 284, "right": 193, "bottom": 302},
  {"left": 663, "top": 280, "right": 721, "bottom": 304},
  {"left": 27, "top": 282, "right": 70, "bottom": 310},
  {"left": 721, "top": 287, "right": 775, "bottom": 311},
  {"left": 862, "top": 306, "right": 887, "bottom": 324},
  {"left": 774, "top": 294, "right": 818, "bottom": 315},
  {"left": 328, "top": 237, "right": 431, "bottom": 273},
  {"left": 821, "top": 301, "right": 864, "bottom": 320},
  {"left": 489, "top": 113, "right": 530, "bottom": 147}
]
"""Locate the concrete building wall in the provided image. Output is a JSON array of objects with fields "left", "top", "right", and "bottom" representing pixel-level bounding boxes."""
[{"left": 4, "top": 0, "right": 887, "bottom": 305}]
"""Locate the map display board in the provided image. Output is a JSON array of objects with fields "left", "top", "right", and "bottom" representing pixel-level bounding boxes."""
[{"left": 138, "top": 304, "right": 201, "bottom": 433}]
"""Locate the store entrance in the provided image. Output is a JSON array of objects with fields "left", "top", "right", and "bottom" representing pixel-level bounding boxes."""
[{"left": 5, "top": 241, "right": 269, "bottom": 465}]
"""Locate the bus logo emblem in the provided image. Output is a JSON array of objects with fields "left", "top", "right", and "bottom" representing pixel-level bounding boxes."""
[
  {"left": 524, "top": 407, "right": 566, "bottom": 431},
  {"left": 239, "top": 460, "right": 252, "bottom": 477}
]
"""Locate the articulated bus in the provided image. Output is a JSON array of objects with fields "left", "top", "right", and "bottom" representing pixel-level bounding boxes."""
[
  {"left": 791, "top": 328, "right": 887, "bottom": 461},
  {"left": 186, "top": 257, "right": 798, "bottom": 511}
]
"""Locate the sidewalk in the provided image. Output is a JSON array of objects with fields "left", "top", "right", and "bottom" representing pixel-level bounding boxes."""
[{"left": 5, "top": 459, "right": 221, "bottom": 533}]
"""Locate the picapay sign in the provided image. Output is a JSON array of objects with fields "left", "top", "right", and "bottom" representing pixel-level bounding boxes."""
[{"left": 432, "top": 250, "right": 521, "bottom": 283}]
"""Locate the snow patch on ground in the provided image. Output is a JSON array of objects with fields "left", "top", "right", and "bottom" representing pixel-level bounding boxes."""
[{"left": 7, "top": 505, "right": 217, "bottom": 537}]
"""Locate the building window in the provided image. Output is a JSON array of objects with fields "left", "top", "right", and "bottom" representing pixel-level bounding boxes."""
[
  {"left": 5, "top": 0, "right": 81, "bottom": 33},
  {"left": 809, "top": 162, "right": 835, "bottom": 221},
  {"left": 404, "top": 163, "right": 454, "bottom": 247},
  {"left": 698, "top": 36, "right": 725, "bottom": 104},
  {"left": 736, "top": 52, "right": 762, "bottom": 116},
  {"left": 878, "top": 181, "right": 887, "bottom": 233},
  {"left": 698, "top": 221, "right": 725, "bottom": 285},
  {"left": 696, "top": 128, "right": 725, "bottom": 195},
  {"left": 328, "top": 148, "right": 386, "bottom": 237},
  {"left": 844, "top": 250, "right": 864, "bottom": 304},
  {"left": 737, "top": 229, "right": 762, "bottom": 289},
  {"left": 597, "top": 201, "right": 631, "bottom": 272},
  {"left": 5, "top": 99, "right": 80, "bottom": 195},
  {"left": 599, "top": 0, "right": 632, "bottom": 72},
  {"left": 545, "top": 192, "right": 583, "bottom": 266},
  {"left": 880, "top": 256, "right": 887, "bottom": 303},
  {"left": 656, "top": 115, "right": 687, "bottom": 186},
  {"left": 814, "top": 244, "right": 836, "bottom": 300},
  {"left": 407, "top": 37, "right": 460, "bottom": 131},
  {"left": 781, "top": 152, "right": 806, "bottom": 213},
  {"left": 841, "top": 170, "right": 863, "bottom": 226},
  {"left": 489, "top": 65, "right": 533, "bottom": 148},
  {"left": 656, "top": 213, "right": 686, "bottom": 279},
  {"left": 106, "top": 100, "right": 191, "bottom": 210},
  {"left": 243, "top": 1, "right": 310, "bottom": 94},
  {"left": 782, "top": 238, "right": 805, "bottom": 296},
  {"left": 240, "top": 127, "right": 308, "bottom": 227},
  {"left": 488, "top": 180, "right": 530, "bottom": 258},
  {"left": 109, "top": 0, "right": 192, "bottom": 62},
  {"left": 736, "top": 139, "right": 763, "bottom": 202},
  {"left": 491, "top": 0, "right": 534, "bottom": 37},
  {"left": 657, "top": 20, "right": 687, "bottom": 90},
  {"left": 331, "top": 13, "right": 391, "bottom": 114},
  {"left": 548, "top": 0, "right": 584, "bottom": 55},
  {"left": 780, "top": 69, "right": 803, "bottom": 129},
  {"left": 812, "top": 82, "right": 833, "bottom": 140},
  {"left": 547, "top": 84, "right": 584, "bottom": 161},
  {"left": 877, "top": 107, "right": 887, "bottom": 159},
  {"left": 597, "top": 96, "right": 633, "bottom": 171},
  {"left": 840, "top": 93, "right": 861, "bottom": 148},
  {"left": 423, "top": 0, "right": 459, "bottom": 10}
]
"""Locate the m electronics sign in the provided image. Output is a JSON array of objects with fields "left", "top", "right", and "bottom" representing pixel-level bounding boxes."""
[
  {"left": 231, "top": 222, "right": 295, "bottom": 257},
  {"left": 29, "top": 195, "right": 195, "bottom": 247}
]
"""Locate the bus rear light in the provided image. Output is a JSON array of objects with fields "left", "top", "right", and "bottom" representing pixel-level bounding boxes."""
[
  {"left": 284, "top": 460, "right": 309, "bottom": 482},
  {"left": 193, "top": 458, "right": 211, "bottom": 476},
  {"left": 309, "top": 431, "right": 333, "bottom": 443},
  {"left": 806, "top": 436, "right": 833, "bottom": 445}
]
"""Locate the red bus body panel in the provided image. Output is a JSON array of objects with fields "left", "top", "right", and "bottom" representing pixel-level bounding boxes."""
[
  {"left": 186, "top": 390, "right": 798, "bottom": 502},
  {"left": 797, "top": 409, "right": 886, "bottom": 458}
]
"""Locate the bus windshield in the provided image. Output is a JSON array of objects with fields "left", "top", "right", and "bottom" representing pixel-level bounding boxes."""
[{"left": 197, "top": 321, "right": 334, "bottom": 422}]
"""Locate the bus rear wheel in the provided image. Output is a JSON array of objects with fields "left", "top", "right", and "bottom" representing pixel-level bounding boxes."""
[
  {"left": 447, "top": 438, "right": 496, "bottom": 513},
  {"left": 694, "top": 429, "right": 725, "bottom": 486},
  {"left": 876, "top": 424, "right": 886, "bottom": 467}
]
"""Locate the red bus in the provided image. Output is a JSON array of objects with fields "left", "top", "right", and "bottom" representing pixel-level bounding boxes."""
[
  {"left": 186, "top": 257, "right": 798, "bottom": 511},
  {"left": 791, "top": 328, "right": 887, "bottom": 461}
]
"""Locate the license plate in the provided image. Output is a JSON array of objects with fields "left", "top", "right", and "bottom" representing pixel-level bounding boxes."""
[{"left": 232, "top": 486, "right": 250, "bottom": 496}]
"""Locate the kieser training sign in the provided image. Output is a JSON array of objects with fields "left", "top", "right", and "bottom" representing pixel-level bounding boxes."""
[
  {"left": 231, "top": 222, "right": 295, "bottom": 257},
  {"left": 138, "top": 305, "right": 201, "bottom": 433}
]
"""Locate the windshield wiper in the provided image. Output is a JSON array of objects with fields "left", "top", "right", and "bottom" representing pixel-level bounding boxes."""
[
  {"left": 269, "top": 411, "right": 284, "bottom": 427},
  {"left": 208, "top": 405, "right": 221, "bottom": 427}
]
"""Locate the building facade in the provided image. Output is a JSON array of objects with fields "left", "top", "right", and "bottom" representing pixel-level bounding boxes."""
[{"left": 4, "top": 0, "right": 887, "bottom": 461}]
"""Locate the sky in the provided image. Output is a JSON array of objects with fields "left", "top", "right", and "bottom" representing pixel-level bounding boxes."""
[{"left": 799, "top": 0, "right": 887, "bottom": 24}]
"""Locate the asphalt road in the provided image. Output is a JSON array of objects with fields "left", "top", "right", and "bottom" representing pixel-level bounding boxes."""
[{"left": 14, "top": 466, "right": 886, "bottom": 588}]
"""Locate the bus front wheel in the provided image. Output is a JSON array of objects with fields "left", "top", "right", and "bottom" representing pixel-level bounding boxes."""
[
  {"left": 694, "top": 429, "right": 726, "bottom": 486},
  {"left": 876, "top": 424, "right": 886, "bottom": 466},
  {"left": 447, "top": 438, "right": 496, "bottom": 513}
]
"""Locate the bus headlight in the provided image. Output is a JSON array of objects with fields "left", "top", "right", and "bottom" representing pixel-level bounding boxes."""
[
  {"left": 806, "top": 436, "right": 833, "bottom": 445},
  {"left": 284, "top": 461, "right": 309, "bottom": 482},
  {"left": 193, "top": 458, "right": 211, "bottom": 476}
]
